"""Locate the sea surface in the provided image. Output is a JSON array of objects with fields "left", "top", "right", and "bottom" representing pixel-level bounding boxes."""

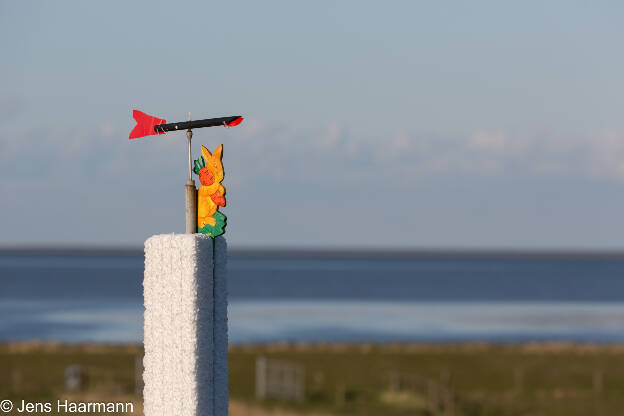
[{"left": 2, "top": 250, "right": 624, "bottom": 343}]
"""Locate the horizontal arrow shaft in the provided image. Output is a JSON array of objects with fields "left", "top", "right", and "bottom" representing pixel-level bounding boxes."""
[{"left": 155, "top": 116, "right": 242, "bottom": 133}]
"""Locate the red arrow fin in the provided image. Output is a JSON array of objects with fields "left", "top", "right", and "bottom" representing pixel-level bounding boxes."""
[{"left": 129, "top": 110, "right": 167, "bottom": 139}]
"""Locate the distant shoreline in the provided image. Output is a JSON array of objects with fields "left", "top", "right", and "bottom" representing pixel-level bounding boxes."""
[
  {"left": 4, "top": 341, "right": 624, "bottom": 352},
  {"left": 3, "top": 245, "right": 624, "bottom": 260}
]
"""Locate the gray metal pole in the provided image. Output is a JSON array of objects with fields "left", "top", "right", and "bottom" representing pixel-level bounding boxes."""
[{"left": 185, "top": 128, "right": 197, "bottom": 233}]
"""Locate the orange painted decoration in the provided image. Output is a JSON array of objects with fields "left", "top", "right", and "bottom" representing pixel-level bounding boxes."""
[
  {"left": 199, "top": 168, "right": 215, "bottom": 186},
  {"left": 210, "top": 191, "right": 226, "bottom": 207},
  {"left": 196, "top": 144, "right": 226, "bottom": 231}
]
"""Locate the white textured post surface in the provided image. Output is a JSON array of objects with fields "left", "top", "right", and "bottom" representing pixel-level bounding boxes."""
[
  {"left": 213, "top": 236, "right": 229, "bottom": 411},
  {"left": 143, "top": 234, "right": 228, "bottom": 416}
]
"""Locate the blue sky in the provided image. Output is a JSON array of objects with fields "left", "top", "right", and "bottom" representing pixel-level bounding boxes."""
[{"left": 2, "top": 1, "right": 624, "bottom": 249}]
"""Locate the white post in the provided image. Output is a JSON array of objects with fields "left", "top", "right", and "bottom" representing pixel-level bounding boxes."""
[
  {"left": 143, "top": 234, "right": 228, "bottom": 416},
  {"left": 213, "top": 236, "right": 229, "bottom": 412},
  {"left": 255, "top": 356, "right": 267, "bottom": 400}
]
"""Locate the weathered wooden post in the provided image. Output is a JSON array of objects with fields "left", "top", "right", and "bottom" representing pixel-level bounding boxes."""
[{"left": 130, "top": 110, "right": 243, "bottom": 416}]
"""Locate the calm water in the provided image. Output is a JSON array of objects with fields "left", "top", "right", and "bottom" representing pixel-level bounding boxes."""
[{"left": 2, "top": 252, "right": 624, "bottom": 343}]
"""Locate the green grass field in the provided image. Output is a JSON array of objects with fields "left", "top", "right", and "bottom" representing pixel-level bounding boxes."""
[{"left": 1, "top": 343, "right": 624, "bottom": 415}]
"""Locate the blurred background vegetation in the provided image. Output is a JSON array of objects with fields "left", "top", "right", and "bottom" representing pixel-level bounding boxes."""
[{"left": 2, "top": 343, "right": 624, "bottom": 416}]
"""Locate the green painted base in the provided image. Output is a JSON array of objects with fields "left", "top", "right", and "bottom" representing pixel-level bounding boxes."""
[{"left": 198, "top": 211, "right": 227, "bottom": 238}]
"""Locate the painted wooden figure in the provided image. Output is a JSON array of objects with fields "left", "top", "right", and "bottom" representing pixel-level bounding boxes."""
[{"left": 193, "top": 144, "right": 226, "bottom": 237}]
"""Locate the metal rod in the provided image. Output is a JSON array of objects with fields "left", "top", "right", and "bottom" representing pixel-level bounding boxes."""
[
  {"left": 187, "top": 129, "right": 193, "bottom": 181},
  {"left": 185, "top": 112, "right": 197, "bottom": 233}
]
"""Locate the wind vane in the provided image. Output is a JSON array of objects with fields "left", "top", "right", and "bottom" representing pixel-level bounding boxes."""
[{"left": 129, "top": 110, "right": 244, "bottom": 236}]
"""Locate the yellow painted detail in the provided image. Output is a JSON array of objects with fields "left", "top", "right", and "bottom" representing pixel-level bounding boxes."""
[{"left": 197, "top": 144, "right": 226, "bottom": 230}]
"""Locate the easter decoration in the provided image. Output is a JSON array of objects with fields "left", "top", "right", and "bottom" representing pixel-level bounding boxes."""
[
  {"left": 193, "top": 144, "right": 227, "bottom": 237},
  {"left": 129, "top": 110, "right": 243, "bottom": 236}
]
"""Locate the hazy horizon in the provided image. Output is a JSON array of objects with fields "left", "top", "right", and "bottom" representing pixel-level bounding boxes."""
[{"left": 4, "top": 244, "right": 624, "bottom": 260}]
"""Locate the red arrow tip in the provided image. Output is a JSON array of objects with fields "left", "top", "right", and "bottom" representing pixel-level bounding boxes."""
[{"left": 226, "top": 116, "right": 244, "bottom": 127}]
